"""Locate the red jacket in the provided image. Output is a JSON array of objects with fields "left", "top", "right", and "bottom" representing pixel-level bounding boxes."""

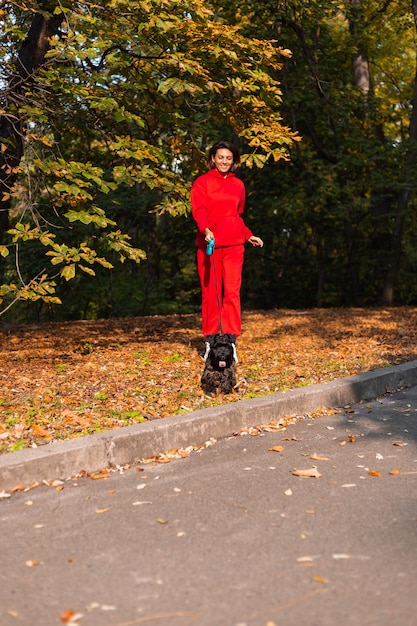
[{"left": 191, "top": 169, "right": 253, "bottom": 248}]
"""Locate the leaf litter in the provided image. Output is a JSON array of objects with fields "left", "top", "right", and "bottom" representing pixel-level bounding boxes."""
[{"left": 1, "top": 307, "right": 417, "bottom": 453}]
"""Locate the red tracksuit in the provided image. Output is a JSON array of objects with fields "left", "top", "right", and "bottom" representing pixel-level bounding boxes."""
[{"left": 191, "top": 168, "right": 253, "bottom": 337}]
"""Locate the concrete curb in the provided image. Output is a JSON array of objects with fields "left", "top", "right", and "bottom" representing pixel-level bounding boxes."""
[{"left": 1, "top": 360, "right": 417, "bottom": 491}]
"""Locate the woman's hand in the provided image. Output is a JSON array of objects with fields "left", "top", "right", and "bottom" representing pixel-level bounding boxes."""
[
  {"left": 204, "top": 228, "right": 214, "bottom": 243},
  {"left": 248, "top": 235, "right": 264, "bottom": 247}
]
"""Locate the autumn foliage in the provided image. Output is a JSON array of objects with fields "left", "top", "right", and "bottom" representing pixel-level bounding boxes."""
[{"left": 1, "top": 307, "right": 417, "bottom": 453}]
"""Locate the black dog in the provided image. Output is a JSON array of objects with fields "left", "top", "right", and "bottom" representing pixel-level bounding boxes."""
[{"left": 201, "top": 333, "right": 237, "bottom": 395}]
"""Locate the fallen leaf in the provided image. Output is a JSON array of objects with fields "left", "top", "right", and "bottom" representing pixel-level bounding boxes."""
[
  {"left": 367, "top": 470, "right": 381, "bottom": 477},
  {"left": 31, "top": 424, "right": 52, "bottom": 439},
  {"left": 313, "top": 575, "right": 329, "bottom": 584},
  {"left": 11, "top": 484, "right": 25, "bottom": 492},
  {"left": 60, "top": 610, "right": 75, "bottom": 624},
  {"left": 269, "top": 445, "right": 285, "bottom": 453},
  {"left": 60, "top": 610, "right": 83, "bottom": 623},
  {"left": 292, "top": 467, "right": 322, "bottom": 478},
  {"left": 95, "top": 508, "right": 110, "bottom": 514},
  {"left": 393, "top": 441, "right": 407, "bottom": 447},
  {"left": 284, "top": 488, "right": 293, "bottom": 496},
  {"left": 157, "top": 518, "right": 168, "bottom": 524},
  {"left": 332, "top": 554, "right": 351, "bottom": 559},
  {"left": 309, "top": 453, "right": 330, "bottom": 461},
  {"left": 25, "top": 560, "right": 39, "bottom": 567},
  {"left": 389, "top": 469, "right": 400, "bottom": 475}
]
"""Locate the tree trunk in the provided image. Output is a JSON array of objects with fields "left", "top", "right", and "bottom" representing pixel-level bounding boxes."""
[{"left": 0, "top": 2, "right": 63, "bottom": 246}]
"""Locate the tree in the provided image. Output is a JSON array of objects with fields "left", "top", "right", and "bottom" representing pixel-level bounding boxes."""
[
  {"left": 0, "top": 0, "right": 298, "bottom": 317},
  {"left": 216, "top": 0, "right": 417, "bottom": 306}
]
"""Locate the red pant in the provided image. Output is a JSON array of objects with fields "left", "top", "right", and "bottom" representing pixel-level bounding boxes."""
[{"left": 196, "top": 245, "right": 244, "bottom": 337}]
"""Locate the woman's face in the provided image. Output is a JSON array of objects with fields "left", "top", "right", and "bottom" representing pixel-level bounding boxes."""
[{"left": 212, "top": 148, "right": 234, "bottom": 175}]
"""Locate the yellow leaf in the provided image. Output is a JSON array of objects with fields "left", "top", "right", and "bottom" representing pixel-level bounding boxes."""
[
  {"left": 367, "top": 470, "right": 381, "bottom": 477},
  {"left": 269, "top": 445, "right": 285, "bottom": 452},
  {"left": 389, "top": 469, "right": 399, "bottom": 475},
  {"left": 89, "top": 473, "right": 108, "bottom": 480},
  {"left": 313, "top": 575, "right": 329, "bottom": 584}
]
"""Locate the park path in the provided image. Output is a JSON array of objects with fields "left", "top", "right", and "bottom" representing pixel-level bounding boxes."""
[{"left": 1, "top": 385, "right": 417, "bottom": 626}]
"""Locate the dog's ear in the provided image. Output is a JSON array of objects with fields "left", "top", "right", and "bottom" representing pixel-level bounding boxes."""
[{"left": 223, "top": 333, "right": 236, "bottom": 344}]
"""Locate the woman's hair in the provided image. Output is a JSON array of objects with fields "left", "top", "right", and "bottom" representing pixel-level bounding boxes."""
[{"left": 207, "top": 140, "right": 241, "bottom": 170}]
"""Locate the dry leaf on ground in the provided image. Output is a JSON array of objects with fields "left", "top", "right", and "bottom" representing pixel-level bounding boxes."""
[
  {"left": 292, "top": 467, "right": 322, "bottom": 478},
  {"left": 309, "top": 453, "right": 330, "bottom": 461}
]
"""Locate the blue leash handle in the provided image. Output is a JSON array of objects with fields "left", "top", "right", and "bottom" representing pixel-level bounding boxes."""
[{"left": 206, "top": 238, "right": 215, "bottom": 255}]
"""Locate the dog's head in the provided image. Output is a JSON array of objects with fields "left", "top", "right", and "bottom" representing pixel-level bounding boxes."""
[{"left": 207, "top": 334, "right": 235, "bottom": 370}]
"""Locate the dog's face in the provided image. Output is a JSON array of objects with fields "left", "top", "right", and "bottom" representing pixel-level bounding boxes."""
[{"left": 208, "top": 334, "right": 235, "bottom": 370}]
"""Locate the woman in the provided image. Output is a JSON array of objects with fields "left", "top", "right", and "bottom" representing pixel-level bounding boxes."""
[{"left": 191, "top": 140, "right": 263, "bottom": 354}]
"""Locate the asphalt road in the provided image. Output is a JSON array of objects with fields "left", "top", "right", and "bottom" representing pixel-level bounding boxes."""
[{"left": 1, "top": 385, "right": 417, "bottom": 626}]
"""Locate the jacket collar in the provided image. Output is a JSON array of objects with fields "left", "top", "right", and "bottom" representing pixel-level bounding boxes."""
[{"left": 208, "top": 168, "right": 235, "bottom": 179}]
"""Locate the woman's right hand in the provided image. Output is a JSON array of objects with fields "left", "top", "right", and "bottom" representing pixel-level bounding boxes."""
[{"left": 204, "top": 228, "right": 214, "bottom": 243}]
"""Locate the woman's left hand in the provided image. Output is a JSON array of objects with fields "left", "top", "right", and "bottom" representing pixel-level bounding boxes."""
[{"left": 248, "top": 235, "right": 264, "bottom": 247}]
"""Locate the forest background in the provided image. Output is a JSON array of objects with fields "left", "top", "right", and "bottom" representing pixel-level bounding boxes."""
[{"left": 2, "top": 0, "right": 417, "bottom": 322}]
